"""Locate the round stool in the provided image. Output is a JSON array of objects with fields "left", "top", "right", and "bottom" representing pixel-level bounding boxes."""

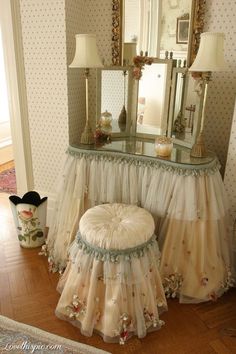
[{"left": 55, "top": 203, "right": 167, "bottom": 344}]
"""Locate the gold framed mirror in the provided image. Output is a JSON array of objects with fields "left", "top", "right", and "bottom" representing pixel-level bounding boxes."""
[
  {"left": 110, "top": 0, "right": 206, "bottom": 147},
  {"left": 112, "top": 0, "right": 206, "bottom": 67}
]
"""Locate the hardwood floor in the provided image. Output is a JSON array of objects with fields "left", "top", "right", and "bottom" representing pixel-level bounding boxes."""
[
  {"left": 0, "top": 192, "right": 236, "bottom": 354},
  {"left": 0, "top": 160, "right": 14, "bottom": 173}
]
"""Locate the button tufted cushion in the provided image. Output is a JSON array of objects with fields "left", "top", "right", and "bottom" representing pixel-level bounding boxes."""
[{"left": 79, "top": 203, "right": 155, "bottom": 250}]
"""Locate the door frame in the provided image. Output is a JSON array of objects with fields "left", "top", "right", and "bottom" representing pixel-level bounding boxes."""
[{"left": 0, "top": 0, "right": 33, "bottom": 194}]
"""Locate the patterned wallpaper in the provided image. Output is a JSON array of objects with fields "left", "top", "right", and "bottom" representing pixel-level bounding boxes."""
[
  {"left": 84, "top": 0, "right": 112, "bottom": 66},
  {"left": 20, "top": 0, "right": 68, "bottom": 193},
  {"left": 65, "top": 0, "right": 86, "bottom": 144},
  {"left": 19, "top": 0, "right": 112, "bottom": 194},
  {"left": 204, "top": 0, "right": 236, "bottom": 173},
  {"left": 224, "top": 99, "right": 236, "bottom": 235}
]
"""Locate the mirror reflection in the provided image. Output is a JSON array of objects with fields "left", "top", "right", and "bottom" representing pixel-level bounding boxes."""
[
  {"left": 110, "top": 0, "right": 206, "bottom": 148},
  {"left": 136, "top": 61, "right": 170, "bottom": 135},
  {"left": 97, "top": 67, "right": 132, "bottom": 135},
  {"left": 168, "top": 68, "right": 204, "bottom": 146},
  {"left": 124, "top": 0, "right": 192, "bottom": 61}
]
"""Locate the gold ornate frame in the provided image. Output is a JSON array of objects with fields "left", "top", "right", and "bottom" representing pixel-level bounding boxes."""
[
  {"left": 111, "top": 0, "right": 206, "bottom": 66},
  {"left": 190, "top": 0, "right": 206, "bottom": 64},
  {"left": 111, "top": 0, "right": 123, "bottom": 65}
]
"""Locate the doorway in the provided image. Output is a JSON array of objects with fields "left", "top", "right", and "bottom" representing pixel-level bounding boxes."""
[
  {"left": 0, "top": 0, "right": 33, "bottom": 195},
  {"left": 0, "top": 24, "right": 16, "bottom": 194}
]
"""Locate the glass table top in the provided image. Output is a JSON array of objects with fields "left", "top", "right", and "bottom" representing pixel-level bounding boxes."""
[{"left": 71, "top": 137, "right": 216, "bottom": 166}]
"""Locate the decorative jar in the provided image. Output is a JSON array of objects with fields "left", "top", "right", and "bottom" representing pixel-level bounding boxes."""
[
  {"left": 155, "top": 136, "right": 173, "bottom": 157},
  {"left": 100, "top": 110, "right": 112, "bottom": 133}
]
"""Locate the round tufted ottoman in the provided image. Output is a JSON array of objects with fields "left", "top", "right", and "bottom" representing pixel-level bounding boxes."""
[{"left": 55, "top": 203, "right": 167, "bottom": 344}]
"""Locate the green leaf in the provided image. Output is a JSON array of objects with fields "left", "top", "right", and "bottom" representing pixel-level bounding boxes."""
[
  {"left": 36, "top": 231, "right": 44, "bottom": 238},
  {"left": 28, "top": 229, "right": 38, "bottom": 235},
  {"left": 18, "top": 235, "right": 23, "bottom": 241}
]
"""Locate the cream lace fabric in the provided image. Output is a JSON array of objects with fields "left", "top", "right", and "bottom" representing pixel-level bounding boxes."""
[
  {"left": 55, "top": 204, "right": 167, "bottom": 343},
  {"left": 45, "top": 150, "right": 234, "bottom": 303}
]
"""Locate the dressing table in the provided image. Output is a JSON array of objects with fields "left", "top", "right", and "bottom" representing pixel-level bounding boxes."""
[
  {"left": 44, "top": 1, "right": 233, "bottom": 304},
  {"left": 45, "top": 138, "right": 233, "bottom": 303}
]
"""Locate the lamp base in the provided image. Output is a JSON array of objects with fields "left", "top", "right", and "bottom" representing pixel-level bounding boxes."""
[
  {"left": 190, "top": 132, "right": 207, "bottom": 157},
  {"left": 80, "top": 121, "right": 94, "bottom": 145}
]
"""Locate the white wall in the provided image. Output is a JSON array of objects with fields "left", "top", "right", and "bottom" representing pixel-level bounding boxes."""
[{"left": 124, "top": 0, "right": 140, "bottom": 43}]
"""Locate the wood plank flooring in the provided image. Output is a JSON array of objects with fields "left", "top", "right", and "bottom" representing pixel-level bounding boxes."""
[
  {"left": 0, "top": 192, "right": 236, "bottom": 353},
  {"left": 0, "top": 160, "right": 14, "bottom": 173}
]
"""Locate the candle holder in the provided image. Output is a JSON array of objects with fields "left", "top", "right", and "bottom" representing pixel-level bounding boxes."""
[{"left": 155, "top": 136, "right": 173, "bottom": 157}]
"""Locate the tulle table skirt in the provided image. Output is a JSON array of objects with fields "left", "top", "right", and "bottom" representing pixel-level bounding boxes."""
[{"left": 45, "top": 148, "right": 234, "bottom": 303}]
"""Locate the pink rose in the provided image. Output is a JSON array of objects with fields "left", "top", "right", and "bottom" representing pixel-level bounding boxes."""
[{"left": 19, "top": 210, "right": 33, "bottom": 220}]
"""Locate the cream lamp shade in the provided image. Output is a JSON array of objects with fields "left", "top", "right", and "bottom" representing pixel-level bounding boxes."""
[
  {"left": 123, "top": 42, "right": 137, "bottom": 64},
  {"left": 69, "top": 34, "right": 103, "bottom": 68},
  {"left": 189, "top": 32, "right": 227, "bottom": 72},
  {"left": 189, "top": 32, "right": 227, "bottom": 158}
]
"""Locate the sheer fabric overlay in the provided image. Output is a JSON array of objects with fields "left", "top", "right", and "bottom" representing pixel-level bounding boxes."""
[
  {"left": 55, "top": 212, "right": 167, "bottom": 343},
  {"left": 45, "top": 150, "right": 234, "bottom": 303}
]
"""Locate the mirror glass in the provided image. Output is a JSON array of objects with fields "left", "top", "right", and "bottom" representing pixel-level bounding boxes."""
[
  {"left": 124, "top": 0, "right": 193, "bottom": 62},
  {"left": 168, "top": 68, "right": 204, "bottom": 146},
  {"left": 110, "top": 0, "right": 205, "bottom": 147},
  {"left": 136, "top": 60, "right": 172, "bottom": 136},
  {"left": 97, "top": 67, "right": 132, "bottom": 135}
]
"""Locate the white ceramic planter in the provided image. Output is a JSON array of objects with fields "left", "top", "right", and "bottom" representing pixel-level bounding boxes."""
[{"left": 9, "top": 193, "right": 47, "bottom": 248}]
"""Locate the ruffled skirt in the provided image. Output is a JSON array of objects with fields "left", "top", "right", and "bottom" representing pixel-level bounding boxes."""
[
  {"left": 55, "top": 238, "right": 167, "bottom": 343},
  {"left": 46, "top": 152, "right": 234, "bottom": 303}
]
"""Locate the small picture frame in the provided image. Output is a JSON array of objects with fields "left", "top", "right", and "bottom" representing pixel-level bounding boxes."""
[{"left": 176, "top": 14, "right": 189, "bottom": 44}]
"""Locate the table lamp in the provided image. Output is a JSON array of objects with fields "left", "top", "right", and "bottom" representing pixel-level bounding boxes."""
[
  {"left": 189, "top": 32, "right": 227, "bottom": 157},
  {"left": 70, "top": 34, "right": 103, "bottom": 144}
]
